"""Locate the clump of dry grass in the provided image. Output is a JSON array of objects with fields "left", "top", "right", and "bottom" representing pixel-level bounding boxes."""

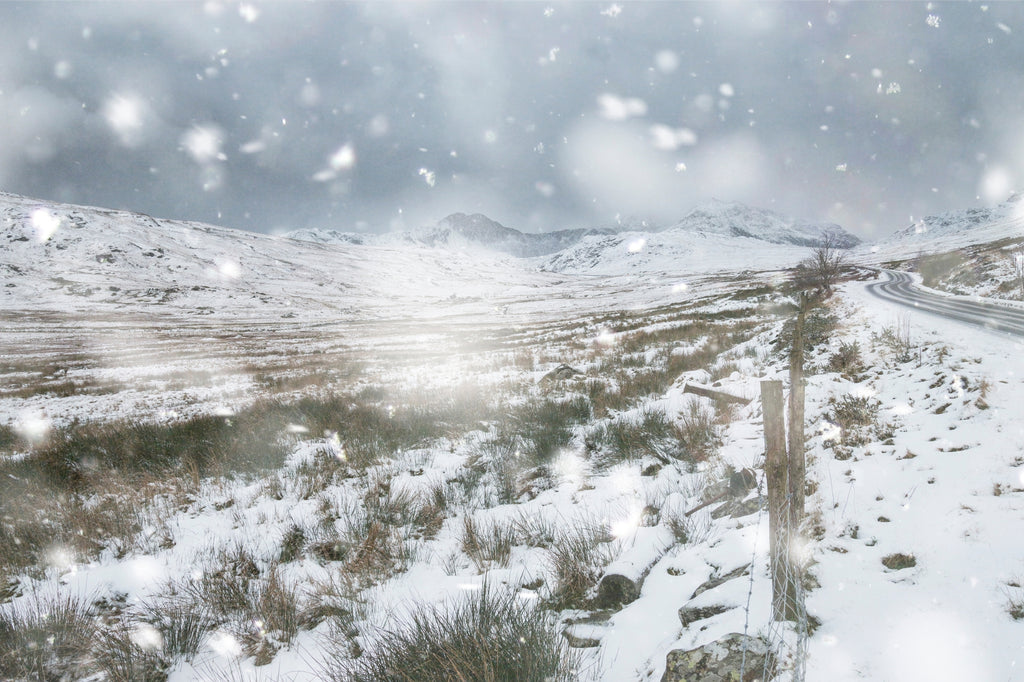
[{"left": 331, "top": 583, "right": 581, "bottom": 682}]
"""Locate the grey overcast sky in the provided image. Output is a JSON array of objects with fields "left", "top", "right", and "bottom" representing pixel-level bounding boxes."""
[{"left": 2, "top": 1, "right": 1024, "bottom": 239}]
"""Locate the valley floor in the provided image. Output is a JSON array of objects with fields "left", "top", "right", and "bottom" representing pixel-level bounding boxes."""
[{"left": 2, "top": 266, "right": 1023, "bottom": 681}]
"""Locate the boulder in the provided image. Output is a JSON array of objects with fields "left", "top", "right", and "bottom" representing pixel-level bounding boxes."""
[
  {"left": 540, "top": 363, "right": 581, "bottom": 382},
  {"left": 661, "top": 633, "right": 772, "bottom": 682}
]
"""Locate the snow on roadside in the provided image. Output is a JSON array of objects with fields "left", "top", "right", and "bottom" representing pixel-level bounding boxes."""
[{"left": 801, "top": 280, "right": 1024, "bottom": 681}]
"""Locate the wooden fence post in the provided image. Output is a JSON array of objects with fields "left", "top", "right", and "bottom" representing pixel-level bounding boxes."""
[
  {"left": 788, "top": 296, "right": 807, "bottom": 527},
  {"left": 761, "top": 379, "right": 793, "bottom": 621}
]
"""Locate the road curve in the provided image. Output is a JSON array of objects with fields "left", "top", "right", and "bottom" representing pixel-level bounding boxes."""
[{"left": 865, "top": 269, "right": 1024, "bottom": 337}]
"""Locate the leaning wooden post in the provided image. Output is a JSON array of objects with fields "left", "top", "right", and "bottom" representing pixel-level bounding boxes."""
[
  {"left": 787, "top": 295, "right": 807, "bottom": 527},
  {"left": 761, "top": 379, "right": 792, "bottom": 621}
]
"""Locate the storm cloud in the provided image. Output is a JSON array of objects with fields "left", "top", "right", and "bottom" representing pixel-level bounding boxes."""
[{"left": 2, "top": 1, "right": 1024, "bottom": 239}]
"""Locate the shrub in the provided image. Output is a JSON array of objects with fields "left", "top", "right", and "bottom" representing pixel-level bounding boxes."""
[
  {"left": 592, "top": 407, "right": 675, "bottom": 465},
  {"left": 1005, "top": 580, "right": 1024, "bottom": 621},
  {"left": 335, "top": 583, "right": 582, "bottom": 682},
  {"left": 94, "top": 619, "right": 168, "bottom": 682},
  {"left": 0, "top": 591, "right": 96, "bottom": 681},
  {"left": 461, "top": 516, "right": 516, "bottom": 572},
  {"left": 235, "top": 564, "right": 304, "bottom": 665},
  {"left": 826, "top": 394, "right": 881, "bottom": 446},
  {"left": 507, "top": 397, "right": 590, "bottom": 465},
  {"left": 881, "top": 553, "right": 916, "bottom": 570},
  {"left": 674, "top": 401, "right": 720, "bottom": 463},
  {"left": 826, "top": 340, "right": 864, "bottom": 376},
  {"left": 545, "top": 519, "right": 616, "bottom": 610},
  {"left": 875, "top": 316, "right": 914, "bottom": 363},
  {"left": 776, "top": 307, "right": 838, "bottom": 353}
]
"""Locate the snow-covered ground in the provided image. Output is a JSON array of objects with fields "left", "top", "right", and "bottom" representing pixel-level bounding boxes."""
[{"left": 3, "top": 192, "right": 1024, "bottom": 681}]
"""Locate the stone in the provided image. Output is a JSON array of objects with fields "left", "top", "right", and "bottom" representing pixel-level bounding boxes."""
[
  {"left": 678, "top": 603, "right": 730, "bottom": 628},
  {"left": 690, "top": 564, "right": 749, "bottom": 600},
  {"left": 661, "top": 633, "right": 772, "bottom": 682},
  {"left": 540, "top": 363, "right": 581, "bottom": 382}
]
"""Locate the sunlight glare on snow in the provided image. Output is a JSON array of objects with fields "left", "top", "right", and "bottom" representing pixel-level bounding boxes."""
[
  {"left": 595, "top": 329, "right": 616, "bottom": 346},
  {"left": 214, "top": 256, "right": 241, "bottom": 279},
  {"left": 611, "top": 505, "right": 642, "bottom": 539},
  {"left": 326, "top": 431, "right": 346, "bottom": 461},
  {"left": 16, "top": 409, "right": 50, "bottom": 444},
  {"left": 132, "top": 623, "right": 164, "bottom": 651},
  {"left": 46, "top": 546, "right": 75, "bottom": 574},
  {"left": 552, "top": 449, "right": 588, "bottom": 486},
  {"left": 31, "top": 208, "right": 60, "bottom": 242},
  {"left": 209, "top": 629, "right": 243, "bottom": 658}
]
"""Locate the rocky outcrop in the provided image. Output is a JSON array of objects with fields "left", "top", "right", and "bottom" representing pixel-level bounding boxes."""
[{"left": 661, "top": 633, "right": 773, "bottom": 682}]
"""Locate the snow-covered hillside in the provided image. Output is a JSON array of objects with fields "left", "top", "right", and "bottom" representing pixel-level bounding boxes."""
[
  {"left": 0, "top": 192, "right": 564, "bottom": 321},
  {"left": 539, "top": 202, "right": 858, "bottom": 276},
  {"left": 3, "top": 191, "right": 1024, "bottom": 682},
  {"left": 665, "top": 200, "right": 858, "bottom": 248},
  {"left": 866, "top": 193, "right": 1024, "bottom": 257}
]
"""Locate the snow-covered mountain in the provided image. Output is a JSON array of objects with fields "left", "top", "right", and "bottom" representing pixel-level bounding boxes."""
[
  {"left": 0, "top": 192, "right": 559, "bottom": 320},
  {"left": 882, "top": 193, "right": 1024, "bottom": 247},
  {"left": 540, "top": 201, "right": 860, "bottom": 275},
  {"left": 404, "top": 212, "right": 616, "bottom": 258},
  {"left": 665, "top": 200, "right": 859, "bottom": 248},
  {"left": 285, "top": 213, "right": 616, "bottom": 258}
]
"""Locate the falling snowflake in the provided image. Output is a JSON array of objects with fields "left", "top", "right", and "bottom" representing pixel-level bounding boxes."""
[
  {"left": 419, "top": 168, "right": 436, "bottom": 187},
  {"left": 601, "top": 4, "right": 622, "bottom": 17},
  {"left": 926, "top": 14, "right": 941, "bottom": 28},
  {"left": 836, "top": 163, "right": 848, "bottom": 172},
  {"left": 886, "top": 82, "right": 902, "bottom": 95}
]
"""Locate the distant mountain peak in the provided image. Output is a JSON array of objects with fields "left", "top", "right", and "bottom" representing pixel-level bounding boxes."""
[{"left": 669, "top": 200, "right": 860, "bottom": 248}]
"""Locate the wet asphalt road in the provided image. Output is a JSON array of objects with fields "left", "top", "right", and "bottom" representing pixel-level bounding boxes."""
[{"left": 865, "top": 270, "right": 1024, "bottom": 337}]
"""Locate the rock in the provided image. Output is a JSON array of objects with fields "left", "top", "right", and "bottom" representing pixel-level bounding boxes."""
[
  {"left": 678, "top": 603, "right": 730, "bottom": 628},
  {"left": 540, "top": 364, "right": 581, "bottom": 382},
  {"left": 710, "top": 495, "right": 762, "bottom": 520},
  {"left": 690, "top": 564, "right": 749, "bottom": 600},
  {"left": 661, "top": 633, "right": 773, "bottom": 682},
  {"left": 595, "top": 573, "right": 640, "bottom": 608},
  {"left": 562, "top": 630, "right": 602, "bottom": 649}
]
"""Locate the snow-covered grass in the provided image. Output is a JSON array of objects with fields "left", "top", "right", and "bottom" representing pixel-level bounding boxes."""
[
  {"left": 5, "top": 191, "right": 1024, "bottom": 680},
  {"left": 1, "top": 285, "right": 789, "bottom": 681}
]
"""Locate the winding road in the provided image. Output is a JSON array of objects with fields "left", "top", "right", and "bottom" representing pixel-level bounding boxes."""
[{"left": 866, "top": 269, "right": 1024, "bottom": 337}]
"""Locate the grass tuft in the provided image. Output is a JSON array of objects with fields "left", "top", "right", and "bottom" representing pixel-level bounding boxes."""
[{"left": 334, "top": 583, "right": 582, "bottom": 682}]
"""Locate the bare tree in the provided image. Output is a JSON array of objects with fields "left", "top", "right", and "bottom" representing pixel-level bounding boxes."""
[{"left": 794, "top": 232, "right": 846, "bottom": 295}]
